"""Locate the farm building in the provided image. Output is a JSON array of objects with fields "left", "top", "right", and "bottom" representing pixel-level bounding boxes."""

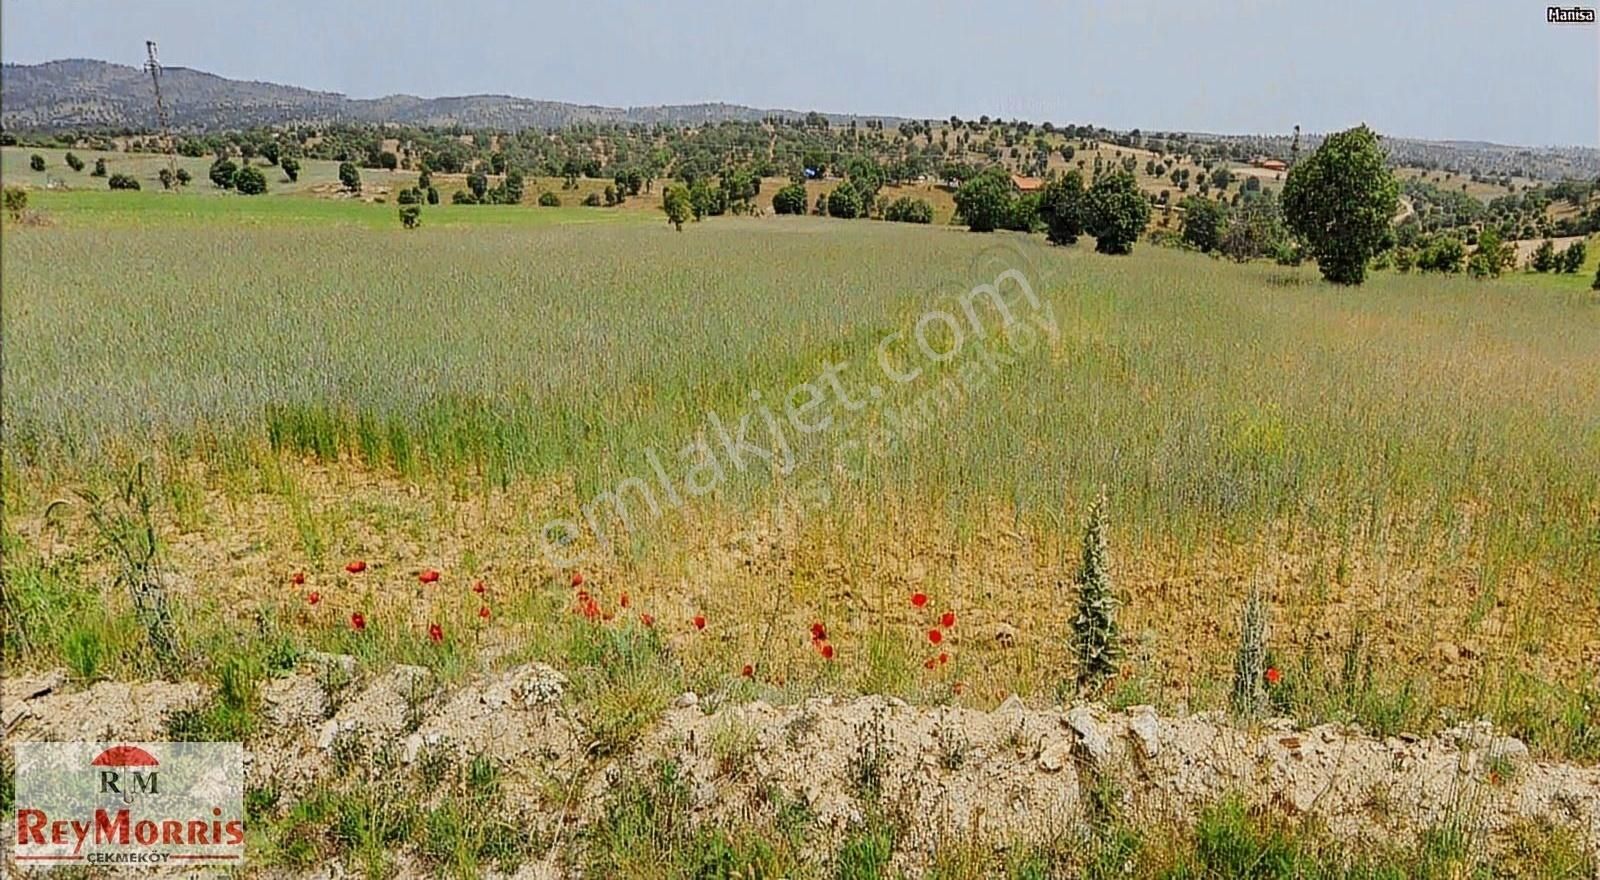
[{"left": 1009, "top": 174, "right": 1045, "bottom": 193}]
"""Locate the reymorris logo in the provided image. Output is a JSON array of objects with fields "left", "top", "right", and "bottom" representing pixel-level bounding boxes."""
[
  {"left": 13, "top": 741, "right": 244, "bottom": 868},
  {"left": 1548, "top": 6, "right": 1596, "bottom": 22}
]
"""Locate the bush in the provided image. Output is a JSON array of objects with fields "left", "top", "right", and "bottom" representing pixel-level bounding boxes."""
[
  {"left": 1560, "top": 240, "right": 1586, "bottom": 273},
  {"left": 280, "top": 156, "right": 300, "bottom": 182},
  {"left": 771, "top": 182, "right": 807, "bottom": 215},
  {"left": 883, "top": 196, "right": 932, "bottom": 224},
  {"left": 1180, "top": 197, "right": 1228, "bottom": 253},
  {"left": 1417, "top": 237, "right": 1465, "bottom": 273},
  {"left": 426, "top": 186, "right": 439, "bottom": 205},
  {"left": 662, "top": 185, "right": 692, "bottom": 231},
  {"left": 538, "top": 191, "right": 561, "bottom": 207},
  {"left": 107, "top": 173, "right": 141, "bottom": 191},
  {"left": 1085, "top": 172, "right": 1150, "bottom": 255},
  {"left": 583, "top": 192, "right": 603, "bottom": 207},
  {"left": 826, "top": 185, "right": 863, "bottom": 219},
  {"left": 232, "top": 165, "right": 268, "bottom": 196},
  {"left": 91, "top": 158, "right": 107, "bottom": 177},
  {"left": 65, "top": 152, "right": 84, "bottom": 173},
  {"left": 338, "top": 161, "right": 361, "bottom": 193},
  {"left": 399, "top": 204, "right": 422, "bottom": 229},
  {"left": 29, "top": 154, "right": 45, "bottom": 172},
  {"left": 4, "top": 186, "right": 27, "bottom": 218},
  {"left": 209, "top": 157, "right": 238, "bottom": 189},
  {"left": 175, "top": 168, "right": 192, "bottom": 187}
]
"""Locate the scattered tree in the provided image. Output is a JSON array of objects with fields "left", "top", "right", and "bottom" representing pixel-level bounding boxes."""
[
  {"left": 399, "top": 203, "right": 422, "bottom": 229},
  {"left": 91, "top": 158, "right": 107, "bottom": 177},
  {"left": 1282, "top": 125, "right": 1399, "bottom": 284},
  {"left": 1560, "top": 239, "right": 1587, "bottom": 273},
  {"left": 175, "top": 168, "right": 192, "bottom": 187},
  {"left": 4, "top": 186, "right": 27, "bottom": 219},
  {"left": 338, "top": 161, "right": 361, "bottom": 193},
  {"left": 29, "top": 154, "right": 45, "bottom": 172},
  {"left": 232, "top": 165, "right": 268, "bottom": 195},
  {"left": 662, "top": 185, "right": 691, "bottom": 231},
  {"left": 772, "top": 181, "right": 808, "bottom": 215},
  {"left": 1180, "top": 196, "right": 1228, "bottom": 253},
  {"left": 210, "top": 157, "right": 239, "bottom": 189},
  {"left": 107, "top": 173, "right": 141, "bottom": 190},
  {"left": 280, "top": 156, "right": 301, "bottom": 182},
  {"left": 953, "top": 167, "right": 1014, "bottom": 232},
  {"left": 537, "top": 191, "right": 561, "bottom": 207},
  {"left": 825, "top": 184, "right": 863, "bottom": 219},
  {"left": 65, "top": 152, "right": 84, "bottom": 172},
  {"left": 883, "top": 196, "right": 932, "bottom": 224},
  {"left": 1085, "top": 171, "right": 1150, "bottom": 255},
  {"left": 1531, "top": 239, "right": 1557, "bottom": 273},
  {"left": 1038, "top": 171, "right": 1086, "bottom": 245}
]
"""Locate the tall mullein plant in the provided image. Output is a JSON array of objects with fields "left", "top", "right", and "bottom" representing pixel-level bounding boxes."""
[
  {"left": 1230, "top": 582, "right": 1270, "bottom": 719},
  {"left": 1072, "top": 491, "right": 1121, "bottom": 694}
]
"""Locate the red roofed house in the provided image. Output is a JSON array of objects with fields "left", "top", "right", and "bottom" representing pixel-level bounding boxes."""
[{"left": 1010, "top": 174, "right": 1045, "bottom": 193}]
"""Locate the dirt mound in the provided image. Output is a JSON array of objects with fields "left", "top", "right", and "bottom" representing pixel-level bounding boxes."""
[{"left": 8, "top": 664, "right": 1598, "bottom": 875}]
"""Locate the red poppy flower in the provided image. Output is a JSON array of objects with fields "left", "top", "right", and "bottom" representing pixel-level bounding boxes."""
[
  {"left": 290, "top": 571, "right": 306, "bottom": 586},
  {"left": 810, "top": 621, "right": 827, "bottom": 642},
  {"left": 428, "top": 623, "right": 443, "bottom": 643},
  {"left": 345, "top": 560, "right": 367, "bottom": 574},
  {"left": 478, "top": 605, "right": 491, "bottom": 621},
  {"left": 940, "top": 611, "right": 956, "bottom": 628},
  {"left": 602, "top": 611, "right": 615, "bottom": 621},
  {"left": 350, "top": 612, "right": 366, "bottom": 631},
  {"left": 692, "top": 615, "right": 706, "bottom": 631},
  {"left": 619, "top": 592, "right": 630, "bottom": 609},
  {"left": 576, "top": 589, "right": 591, "bottom": 604},
  {"left": 418, "top": 569, "right": 440, "bottom": 584},
  {"left": 1265, "top": 667, "right": 1282, "bottom": 686},
  {"left": 307, "top": 591, "right": 321, "bottom": 606},
  {"left": 927, "top": 628, "right": 943, "bottom": 645},
  {"left": 640, "top": 613, "right": 655, "bottom": 628},
  {"left": 911, "top": 592, "right": 928, "bottom": 608},
  {"left": 570, "top": 571, "right": 585, "bottom": 588},
  {"left": 472, "top": 580, "right": 486, "bottom": 595},
  {"left": 820, "top": 642, "right": 835, "bottom": 660},
  {"left": 953, "top": 681, "right": 965, "bottom": 695},
  {"left": 938, "top": 652, "right": 949, "bottom": 665},
  {"left": 924, "top": 657, "right": 937, "bottom": 669},
  {"left": 741, "top": 664, "right": 754, "bottom": 678}
]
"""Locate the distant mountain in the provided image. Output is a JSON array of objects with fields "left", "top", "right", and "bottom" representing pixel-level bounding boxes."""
[{"left": 0, "top": 59, "right": 902, "bottom": 132}]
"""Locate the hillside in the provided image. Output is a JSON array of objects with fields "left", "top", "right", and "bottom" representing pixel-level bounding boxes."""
[{"left": 0, "top": 59, "right": 899, "bottom": 133}]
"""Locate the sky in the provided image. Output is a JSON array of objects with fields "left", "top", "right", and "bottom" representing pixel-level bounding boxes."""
[{"left": 2, "top": 0, "right": 1596, "bottom": 146}]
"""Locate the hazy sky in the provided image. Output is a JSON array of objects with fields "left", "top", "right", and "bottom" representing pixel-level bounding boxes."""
[{"left": 3, "top": 0, "right": 1596, "bottom": 146}]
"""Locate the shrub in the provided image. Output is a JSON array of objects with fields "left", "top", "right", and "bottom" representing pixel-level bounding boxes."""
[
  {"left": 1071, "top": 491, "right": 1120, "bottom": 694},
  {"left": 65, "top": 152, "right": 84, "bottom": 172},
  {"left": 399, "top": 204, "right": 422, "bottom": 229},
  {"left": 1180, "top": 196, "right": 1228, "bottom": 253},
  {"left": 883, "top": 196, "right": 931, "bottom": 224},
  {"left": 280, "top": 156, "right": 300, "bottom": 182},
  {"left": 232, "top": 165, "right": 268, "bottom": 196},
  {"left": 3, "top": 186, "right": 27, "bottom": 218},
  {"left": 662, "top": 185, "right": 691, "bottom": 231},
  {"left": 338, "top": 161, "right": 361, "bottom": 193},
  {"left": 107, "top": 173, "right": 141, "bottom": 191},
  {"left": 175, "top": 168, "right": 192, "bottom": 187},
  {"left": 583, "top": 192, "right": 603, "bottom": 207},
  {"left": 1417, "top": 236, "right": 1465, "bottom": 273},
  {"left": 772, "top": 182, "right": 807, "bottom": 215},
  {"left": 91, "top": 158, "right": 107, "bottom": 177},
  {"left": 826, "top": 184, "right": 863, "bottom": 219},
  {"left": 209, "top": 158, "right": 238, "bottom": 189},
  {"left": 1531, "top": 239, "right": 1557, "bottom": 273},
  {"left": 29, "top": 154, "right": 45, "bottom": 172},
  {"left": 537, "top": 191, "right": 561, "bottom": 207},
  {"left": 1560, "top": 239, "right": 1586, "bottom": 273}
]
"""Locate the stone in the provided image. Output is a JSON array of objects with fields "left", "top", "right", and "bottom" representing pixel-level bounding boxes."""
[
  {"left": 1127, "top": 706, "right": 1160, "bottom": 758},
  {"left": 1038, "top": 738, "right": 1074, "bottom": 772},
  {"left": 1065, "top": 706, "right": 1113, "bottom": 768},
  {"left": 673, "top": 692, "right": 700, "bottom": 709}
]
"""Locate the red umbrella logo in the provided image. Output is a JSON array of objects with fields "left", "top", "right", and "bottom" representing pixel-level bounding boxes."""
[{"left": 92, "top": 745, "right": 160, "bottom": 803}]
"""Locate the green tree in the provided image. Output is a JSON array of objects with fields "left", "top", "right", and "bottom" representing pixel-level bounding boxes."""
[
  {"left": 260, "top": 142, "right": 281, "bottom": 166},
  {"left": 1417, "top": 236, "right": 1465, "bottom": 273},
  {"left": 467, "top": 169, "right": 489, "bottom": 202},
  {"left": 1180, "top": 196, "right": 1228, "bottom": 252},
  {"left": 662, "top": 185, "right": 691, "bottom": 231},
  {"left": 952, "top": 167, "right": 1014, "bottom": 232},
  {"left": 1592, "top": 264, "right": 1600, "bottom": 290},
  {"left": 232, "top": 165, "right": 268, "bottom": 195},
  {"left": 158, "top": 167, "right": 175, "bottom": 189},
  {"left": 1560, "top": 239, "right": 1587, "bottom": 273},
  {"left": 1281, "top": 125, "right": 1399, "bottom": 284},
  {"left": 399, "top": 203, "right": 422, "bottom": 229},
  {"left": 883, "top": 196, "right": 932, "bottom": 224},
  {"left": 537, "top": 191, "right": 561, "bottom": 207},
  {"left": 825, "top": 184, "right": 863, "bottom": 219},
  {"left": 1531, "top": 239, "right": 1557, "bottom": 273},
  {"left": 91, "top": 157, "right": 107, "bottom": 177},
  {"left": 502, "top": 168, "right": 525, "bottom": 204},
  {"left": 280, "top": 156, "right": 301, "bottom": 182},
  {"left": 29, "top": 154, "right": 45, "bottom": 172},
  {"left": 425, "top": 186, "right": 439, "bottom": 205},
  {"left": 107, "top": 173, "right": 141, "bottom": 191},
  {"left": 1038, "top": 170, "right": 1087, "bottom": 245},
  {"left": 1085, "top": 171, "right": 1150, "bottom": 255},
  {"left": 772, "top": 181, "right": 807, "bottom": 215},
  {"left": 338, "top": 161, "right": 361, "bottom": 193},
  {"left": 379, "top": 151, "right": 398, "bottom": 170},
  {"left": 175, "top": 168, "right": 192, "bottom": 187},
  {"left": 209, "top": 157, "right": 238, "bottom": 189},
  {"left": 4, "top": 186, "right": 28, "bottom": 218},
  {"left": 1467, "top": 228, "right": 1508, "bottom": 278},
  {"left": 65, "top": 152, "right": 84, "bottom": 172}
]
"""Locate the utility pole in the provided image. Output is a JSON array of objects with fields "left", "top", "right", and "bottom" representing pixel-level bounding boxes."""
[{"left": 145, "top": 40, "right": 179, "bottom": 187}]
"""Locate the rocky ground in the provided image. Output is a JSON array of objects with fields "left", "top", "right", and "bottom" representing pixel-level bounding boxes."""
[{"left": 6, "top": 658, "right": 1598, "bottom": 877}]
